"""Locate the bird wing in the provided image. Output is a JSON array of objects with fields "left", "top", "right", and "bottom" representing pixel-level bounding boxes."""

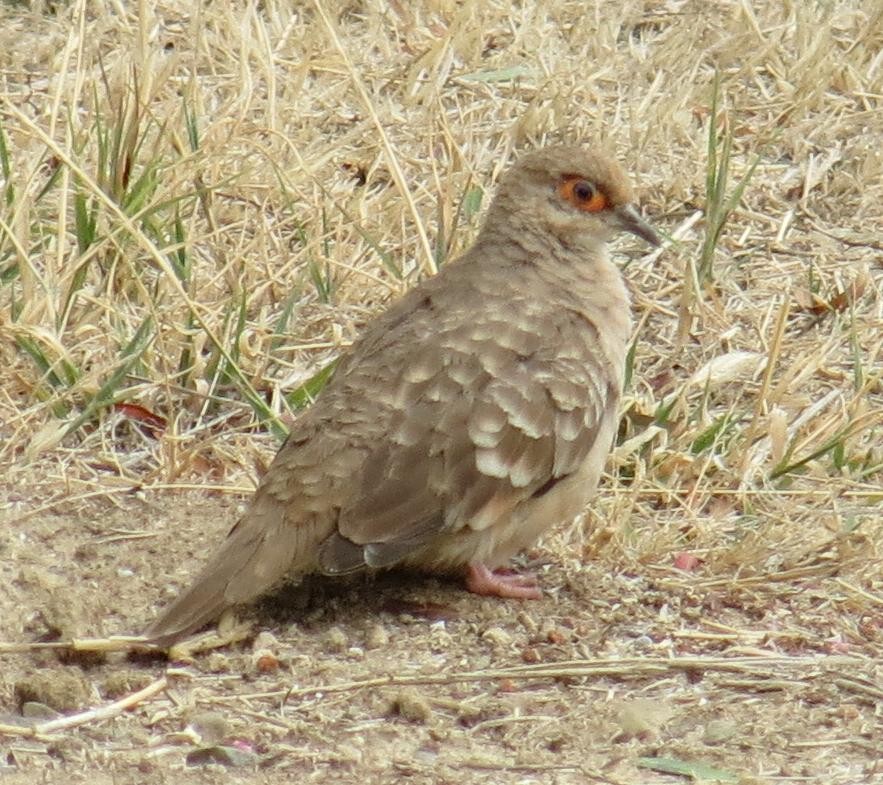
[{"left": 319, "top": 299, "right": 617, "bottom": 572}]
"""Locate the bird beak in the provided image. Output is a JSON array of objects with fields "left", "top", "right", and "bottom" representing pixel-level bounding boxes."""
[{"left": 615, "top": 204, "right": 660, "bottom": 247}]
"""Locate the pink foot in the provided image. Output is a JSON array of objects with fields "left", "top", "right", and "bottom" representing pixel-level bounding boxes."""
[{"left": 465, "top": 562, "right": 542, "bottom": 600}]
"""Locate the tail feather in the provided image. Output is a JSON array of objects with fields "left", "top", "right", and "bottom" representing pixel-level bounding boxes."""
[
  {"left": 143, "top": 569, "right": 237, "bottom": 647},
  {"left": 143, "top": 508, "right": 317, "bottom": 646}
]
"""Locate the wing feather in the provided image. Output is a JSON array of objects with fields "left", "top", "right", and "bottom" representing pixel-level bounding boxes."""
[{"left": 325, "top": 307, "right": 617, "bottom": 569}]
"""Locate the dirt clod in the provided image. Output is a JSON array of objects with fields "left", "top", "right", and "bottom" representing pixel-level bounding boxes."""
[
  {"left": 14, "top": 670, "right": 92, "bottom": 714},
  {"left": 387, "top": 690, "right": 433, "bottom": 723}
]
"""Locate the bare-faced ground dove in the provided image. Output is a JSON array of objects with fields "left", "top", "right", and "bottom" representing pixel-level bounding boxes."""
[{"left": 144, "top": 145, "right": 660, "bottom": 645}]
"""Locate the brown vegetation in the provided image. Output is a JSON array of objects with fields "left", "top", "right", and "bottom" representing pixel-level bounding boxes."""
[{"left": 1, "top": 0, "right": 881, "bottom": 782}]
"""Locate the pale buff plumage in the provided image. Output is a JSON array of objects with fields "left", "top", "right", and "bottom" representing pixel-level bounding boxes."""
[{"left": 144, "top": 145, "right": 660, "bottom": 645}]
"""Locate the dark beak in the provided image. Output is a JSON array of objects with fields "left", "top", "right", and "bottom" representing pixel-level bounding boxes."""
[{"left": 615, "top": 204, "right": 660, "bottom": 247}]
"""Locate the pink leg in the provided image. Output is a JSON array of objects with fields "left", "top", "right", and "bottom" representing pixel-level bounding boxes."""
[{"left": 465, "top": 562, "right": 542, "bottom": 600}]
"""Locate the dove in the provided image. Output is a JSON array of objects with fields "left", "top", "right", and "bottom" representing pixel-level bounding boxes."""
[{"left": 144, "top": 145, "right": 660, "bottom": 645}]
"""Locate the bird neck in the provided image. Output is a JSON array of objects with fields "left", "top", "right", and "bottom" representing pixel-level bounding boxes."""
[{"left": 470, "top": 215, "right": 634, "bottom": 358}]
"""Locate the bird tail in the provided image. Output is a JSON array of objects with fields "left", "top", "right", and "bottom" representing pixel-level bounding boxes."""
[
  {"left": 142, "top": 505, "right": 311, "bottom": 646},
  {"left": 142, "top": 560, "right": 238, "bottom": 647}
]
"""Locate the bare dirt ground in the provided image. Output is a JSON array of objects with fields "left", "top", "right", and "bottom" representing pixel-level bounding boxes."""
[
  {"left": 2, "top": 489, "right": 880, "bottom": 784},
  {"left": 1, "top": 0, "right": 882, "bottom": 783}
]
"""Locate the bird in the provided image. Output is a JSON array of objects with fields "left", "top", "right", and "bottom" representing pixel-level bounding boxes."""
[{"left": 144, "top": 145, "right": 660, "bottom": 645}]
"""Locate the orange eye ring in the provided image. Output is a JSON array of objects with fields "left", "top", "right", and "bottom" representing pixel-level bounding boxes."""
[{"left": 558, "top": 176, "right": 608, "bottom": 213}]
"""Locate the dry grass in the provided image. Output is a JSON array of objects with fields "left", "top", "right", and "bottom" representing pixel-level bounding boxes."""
[{"left": 1, "top": 0, "right": 882, "bottom": 782}]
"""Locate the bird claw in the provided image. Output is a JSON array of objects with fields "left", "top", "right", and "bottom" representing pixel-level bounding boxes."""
[{"left": 465, "top": 562, "right": 542, "bottom": 599}]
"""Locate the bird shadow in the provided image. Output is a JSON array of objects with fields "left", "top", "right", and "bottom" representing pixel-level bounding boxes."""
[{"left": 254, "top": 569, "right": 463, "bottom": 634}]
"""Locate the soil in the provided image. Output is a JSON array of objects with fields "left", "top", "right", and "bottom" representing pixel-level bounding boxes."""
[{"left": 1, "top": 488, "right": 880, "bottom": 784}]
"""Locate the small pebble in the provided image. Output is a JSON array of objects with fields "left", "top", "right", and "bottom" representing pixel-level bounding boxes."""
[
  {"left": 206, "top": 652, "right": 232, "bottom": 673},
  {"left": 614, "top": 698, "right": 673, "bottom": 740},
  {"left": 251, "top": 631, "right": 280, "bottom": 651},
  {"left": 189, "top": 711, "right": 230, "bottom": 745},
  {"left": 365, "top": 624, "right": 390, "bottom": 650},
  {"left": 101, "top": 670, "right": 152, "bottom": 699},
  {"left": 703, "top": 718, "right": 738, "bottom": 744},
  {"left": 252, "top": 650, "right": 280, "bottom": 673},
  {"left": 521, "top": 647, "right": 542, "bottom": 664},
  {"left": 481, "top": 626, "right": 512, "bottom": 647},
  {"left": 20, "top": 701, "right": 59, "bottom": 720},
  {"left": 324, "top": 626, "right": 348, "bottom": 652}
]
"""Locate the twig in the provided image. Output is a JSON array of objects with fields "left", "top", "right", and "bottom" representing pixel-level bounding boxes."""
[
  {"left": 193, "top": 654, "right": 867, "bottom": 707},
  {"left": 0, "top": 636, "right": 150, "bottom": 655},
  {"left": 833, "top": 676, "right": 883, "bottom": 702},
  {"left": 832, "top": 578, "right": 883, "bottom": 607},
  {"left": 0, "top": 677, "right": 167, "bottom": 738}
]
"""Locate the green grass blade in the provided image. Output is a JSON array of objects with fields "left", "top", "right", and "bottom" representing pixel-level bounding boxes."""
[
  {"left": 170, "top": 206, "right": 190, "bottom": 283},
  {"left": 690, "top": 410, "right": 736, "bottom": 454},
  {"left": 271, "top": 287, "right": 300, "bottom": 351},
  {"left": 638, "top": 755, "right": 738, "bottom": 782},
  {"left": 73, "top": 191, "right": 98, "bottom": 254},
  {"left": 16, "top": 335, "right": 65, "bottom": 389},
  {"left": 182, "top": 93, "right": 200, "bottom": 152},
  {"left": 623, "top": 336, "right": 638, "bottom": 390},
  {"left": 0, "top": 114, "right": 13, "bottom": 207},
  {"left": 285, "top": 358, "right": 340, "bottom": 410},
  {"left": 770, "top": 421, "right": 863, "bottom": 480},
  {"left": 63, "top": 316, "right": 156, "bottom": 436}
]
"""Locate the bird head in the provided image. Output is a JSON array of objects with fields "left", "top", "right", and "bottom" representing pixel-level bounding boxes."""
[{"left": 486, "top": 145, "right": 660, "bottom": 248}]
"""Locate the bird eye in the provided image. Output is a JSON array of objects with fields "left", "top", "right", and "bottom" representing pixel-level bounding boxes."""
[
  {"left": 558, "top": 176, "right": 607, "bottom": 213},
  {"left": 574, "top": 180, "right": 595, "bottom": 201}
]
